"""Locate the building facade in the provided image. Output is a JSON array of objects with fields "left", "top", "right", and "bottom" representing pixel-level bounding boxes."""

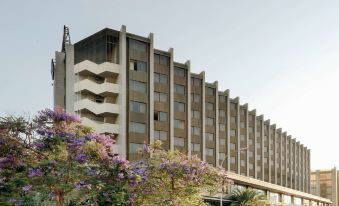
[
  {"left": 51, "top": 26, "right": 330, "bottom": 205},
  {"left": 311, "top": 168, "right": 339, "bottom": 206}
]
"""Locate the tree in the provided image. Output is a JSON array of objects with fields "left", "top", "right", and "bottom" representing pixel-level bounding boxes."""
[
  {"left": 228, "top": 188, "right": 269, "bottom": 206},
  {"left": 129, "top": 141, "right": 229, "bottom": 206},
  {"left": 0, "top": 108, "right": 141, "bottom": 206}
]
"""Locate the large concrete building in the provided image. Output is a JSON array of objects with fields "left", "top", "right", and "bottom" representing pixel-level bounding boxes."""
[
  {"left": 51, "top": 26, "right": 331, "bottom": 206},
  {"left": 311, "top": 168, "right": 339, "bottom": 206}
]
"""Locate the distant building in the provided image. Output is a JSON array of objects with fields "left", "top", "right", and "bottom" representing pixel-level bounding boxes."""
[
  {"left": 311, "top": 168, "right": 339, "bottom": 206},
  {"left": 51, "top": 25, "right": 331, "bottom": 206}
]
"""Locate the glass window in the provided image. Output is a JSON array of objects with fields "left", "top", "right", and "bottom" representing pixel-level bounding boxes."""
[
  {"left": 206, "top": 102, "right": 214, "bottom": 110},
  {"left": 206, "top": 148, "right": 214, "bottom": 156},
  {"left": 154, "top": 54, "right": 169, "bottom": 66},
  {"left": 174, "top": 67, "right": 185, "bottom": 77},
  {"left": 231, "top": 116, "right": 236, "bottom": 123},
  {"left": 219, "top": 138, "right": 226, "bottom": 145},
  {"left": 154, "top": 54, "right": 160, "bottom": 64},
  {"left": 191, "top": 126, "right": 200, "bottom": 135},
  {"left": 191, "top": 110, "right": 200, "bottom": 119},
  {"left": 154, "top": 73, "right": 168, "bottom": 84},
  {"left": 174, "top": 101, "right": 185, "bottom": 112},
  {"left": 240, "top": 122, "right": 245, "bottom": 128},
  {"left": 191, "top": 93, "right": 201, "bottom": 103},
  {"left": 230, "top": 156, "right": 236, "bottom": 164},
  {"left": 174, "top": 84, "right": 185, "bottom": 94},
  {"left": 129, "top": 122, "right": 146, "bottom": 134},
  {"left": 206, "top": 87, "right": 214, "bottom": 96},
  {"left": 230, "top": 143, "right": 236, "bottom": 150},
  {"left": 219, "top": 96, "right": 226, "bottom": 102},
  {"left": 249, "top": 127, "right": 254, "bottom": 133},
  {"left": 219, "top": 124, "right": 225, "bottom": 131},
  {"left": 154, "top": 130, "right": 168, "bottom": 141},
  {"left": 154, "top": 92, "right": 168, "bottom": 102},
  {"left": 191, "top": 77, "right": 201, "bottom": 86},
  {"left": 191, "top": 143, "right": 200, "bottom": 152},
  {"left": 154, "top": 111, "right": 167, "bottom": 121},
  {"left": 206, "top": 117, "right": 214, "bottom": 126},
  {"left": 130, "top": 80, "right": 146, "bottom": 93},
  {"left": 206, "top": 133, "right": 214, "bottom": 141},
  {"left": 174, "top": 137, "right": 185, "bottom": 147},
  {"left": 240, "top": 109, "right": 246, "bottom": 115},
  {"left": 130, "top": 60, "right": 147, "bottom": 72},
  {"left": 219, "top": 152, "right": 226, "bottom": 160},
  {"left": 230, "top": 129, "right": 236, "bottom": 136},
  {"left": 174, "top": 119, "right": 185, "bottom": 129},
  {"left": 130, "top": 101, "right": 146, "bottom": 113},
  {"left": 129, "top": 143, "right": 143, "bottom": 154},
  {"left": 129, "top": 39, "right": 147, "bottom": 52},
  {"left": 240, "top": 134, "right": 246, "bottom": 141},
  {"left": 241, "top": 160, "right": 246, "bottom": 166},
  {"left": 219, "top": 109, "right": 226, "bottom": 117},
  {"left": 230, "top": 103, "right": 237, "bottom": 110}
]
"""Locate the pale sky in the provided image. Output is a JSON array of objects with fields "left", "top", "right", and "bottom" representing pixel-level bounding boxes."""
[{"left": 0, "top": 0, "right": 338, "bottom": 170}]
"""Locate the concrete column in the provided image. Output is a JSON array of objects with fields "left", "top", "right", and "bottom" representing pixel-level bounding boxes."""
[
  {"left": 226, "top": 90, "right": 231, "bottom": 171},
  {"left": 118, "top": 25, "right": 127, "bottom": 159},
  {"left": 201, "top": 72, "right": 206, "bottom": 161},
  {"left": 260, "top": 116, "right": 264, "bottom": 180},
  {"left": 215, "top": 81, "right": 219, "bottom": 166},
  {"left": 54, "top": 51, "right": 66, "bottom": 108},
  {"left": 169, "top": 48, "right": 174, "bottom": 151},
  {"left": 254, "top": 112, "right": 258, "bottom": 179},
  {"left": 246, "top": 105, "right": 250, "bottom": 176},
  {"left": 148, "top": 33, "right": 154, "bottom": 145},
  {"left": 186, "top": 60, "right": 192, "bottom": 158},
  {"left": 65, "top": 43, "right": 75, "bottom": 113},
  {"left": 235, "top": 97, "right": 241, "bottom": 174},
  {"left": 283, "top": 132, "right": 288, "bottom": 187},
  {"left": 267, "top": 120, "right": 271, "bottom": 183}
]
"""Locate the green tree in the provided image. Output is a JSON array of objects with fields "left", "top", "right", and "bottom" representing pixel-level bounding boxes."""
[
  {"left": 228, "top": 188, "right": 269, "bottom": 206},
  {"left": 129, "top": 141, "right": 229, "bottom": 206}
]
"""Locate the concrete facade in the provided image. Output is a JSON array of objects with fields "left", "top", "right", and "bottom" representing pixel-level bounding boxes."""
[{"left": 52, "top": 26, "right": 330, "bottom": 206}]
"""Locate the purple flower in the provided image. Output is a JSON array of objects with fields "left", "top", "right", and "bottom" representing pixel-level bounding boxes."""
[
  {"left": 74, "top": 181, "right": 91, "bottom": 190},
  {"left": 0, "top": 155, "right": 14, "bottom": 169},
  {"left": 28, "top": 168, "right": 44, "bottom": 177},
  {"left": 22, "top": 184, "right": 32, "bottom": 192},
  {"left": 75, "top": 153, "right": 86, "bottom": 163}
]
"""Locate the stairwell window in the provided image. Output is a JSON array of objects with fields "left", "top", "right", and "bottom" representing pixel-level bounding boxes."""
[
  {"left": 130, "top": 101, "right": 146, "bottom": 113},
  {"left": 129, "top": 39, "right": 147, "bottom": 52},
  {"left": 174, "top": 84, "right": 185, "bottom": 95},
  {"left": 174, "top": 67, "right": 186, "bottom": 77},
  {"left": 206, "top": 148, "right": 214, "bottom": 157},
  {"left": 154, "top": 111, "right": 167, "bottom": 122},
  {"left": 154, "top": 130, "right": 167, "bottom": 141},
  {"left": 154, "top": 73, "right": 168, "bottom": 84},
  {"left": 129, "top": 122, "right": 146, "bottom": 134},
  {"left": 129, "top": 143, "right": 143, "bottom": 154},
  {"left": 191, "top": 143, "right": 201, "bottom": 152},
  {"left": 154, "top": 92, "right": 167, "bottom": 102},
  {"left": 219, "top": 138, "right": 226, "bottom": 146},
  {"left": 174, "top": 137, "right": 185, "bottom": 147},
  {"left": 174, "top": 119, "right": 185, "bottom": 129},
  {"left": 174, "top": 101, "right": 185, "bottom": 112},
  {"left": 206, "top": 133, "right": 214, "bottom": 141}
]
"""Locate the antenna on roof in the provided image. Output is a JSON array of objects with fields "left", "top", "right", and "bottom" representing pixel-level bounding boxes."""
[{"left": 61, "top": 25, "right": 71, "bottom": 52}]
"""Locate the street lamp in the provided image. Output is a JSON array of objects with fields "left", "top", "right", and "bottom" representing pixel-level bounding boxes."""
[{"left": 219, "top": 147, "right": 248, "bottom": 206}]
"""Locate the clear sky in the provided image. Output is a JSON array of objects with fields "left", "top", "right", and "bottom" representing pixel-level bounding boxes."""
[{"left": 0, "top": 0, "right": 338, "bottom": 170}]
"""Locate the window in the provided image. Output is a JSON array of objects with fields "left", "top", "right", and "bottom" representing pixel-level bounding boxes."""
[
  {"left": 219, "top": 153, "right": 226, "bottom": 160},
  {"left": 206, "top": 87, "right": 214, "bottom": 96},
  {"left": 154, "top": 111, "right": 167, "bottom": 121},
  {"left": 206, "top": 133, "right": 214, "bottom": 141},
  {"left": 154, "top": 54, "right": 169, "bottom": 66},
  {"left": 191, "top": 93, "right": 200, "bottom": 102},
  {"left": 129, "top": 39, "right": 147, "bottom": 52},
  {"left": 231, "top": 116, "right": 236, "bottom": 123},
  {"left": 174, "top": 137, "right": 185, "bottom": 147},
  {"left": 129, "top": 143, "right": 143, "bottom": 154},
  {"left": 206, "top": 148, "right": 214, "bottom": 156},
  {"left": 240, "top": 109, "right": 246, "bottom": 115},
  {"left": 241, "top": 160, "right": 246, "bottom": 167},
  {"left": 206, "top": 117, "right": 214, "bottom": 126},
  {"left": 191, "top": 77, "right": 201, "bottom": 86},
  {"left": 174, "top": 119, "right": 185, "bottom": 129},
  {"left": 191, "top": 143, "right": 200, "bottom": 152},
  {"left": 219, "top": 138, "right": 226, "bottom": 146},
  {"left": 249, "top": 151, "right": 254, "bottom": 157},
  {"left": 130, "top": 80, "right": 146, "bottom": 93},
  {"left": 191, "top": 126, "right": 200, "bottom": 135},
  {"left": 206, "top": 102, "right": 214, "bottom": 110},
  {"left": 174, "top": 67, "right": 185, "bottom": 77},
  {"left": 240, "top": 122, "right": 245, "bottom": 128},
  {"left": 230, "top": 103, "right": 236, "bottom": 110},
  {"left": 191, "top": 110, "right": 200, "bottom": 119},
  {"left": 219, "top": 96, "right": 226, "bottom": 103},
  {"left": 230, "top": 129, "right": 236, "bottom": 137},
  {"left": 248, "top": 127, "right": 254, "bottom": 133},
  {"left": 230, "top": 156, "right": 236, "bottom": 164},
  {"left": 240, "top": 134, "right": 246, "bottom": 141},
  {"left": 174, "top": 101, "right": 185, "bottom": 112},
  {"left": 154, "top": 92, "right": 167, "bottom": 102},
  {"left": 130, "top": 101, "right": 146, "bottom": 113},
  {"left": 154, "top": 130, "right": 167, "bottom": 141},
  {"left": 219, "top": 124, "right": 225, "bottom": 131},
  {"left": 249, "top": 163, "right": 254, "bottom": 169},
  {"left": 154, "top": 73, "right": 168, "bottom": 84},
  {"left": 174, "top": 84, "right": 185, "bottom": 94},
  {"left": 219, "top": 110, "right": 225, "bottom": 117},
  {"left": 129, "top": 122, "right": 146, "bottom": 134},
  {"left": 130, "top": 60, "right": 147, "bottom": 72},
  {"left": 230, "top": 143, "right": 236, "bottom": 150}
]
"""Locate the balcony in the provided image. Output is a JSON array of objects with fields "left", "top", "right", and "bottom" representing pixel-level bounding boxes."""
[
  {"left": 82, "top": 117, "right": 119, "bottom": 134},
  {"left": 74, "top": 60, "right": 120, "bottom": 77},
  {"left": 74, "top": 99, "right": 119, "bottom": 115},
  {"left": 74, "top": 79, "right": 120, "bottom": 96}
]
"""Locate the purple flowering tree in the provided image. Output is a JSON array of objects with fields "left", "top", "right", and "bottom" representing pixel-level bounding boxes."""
[
  {"left": 129, "top": 141, "right": 230, "bottom": 206},
  {"left": 0, "top": 108, "right": 140, "bottom": 206}
]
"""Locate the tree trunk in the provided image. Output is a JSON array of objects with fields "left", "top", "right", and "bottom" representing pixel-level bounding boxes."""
[{"left": 55, "top": 190, "right": 64, "bottom": 206}]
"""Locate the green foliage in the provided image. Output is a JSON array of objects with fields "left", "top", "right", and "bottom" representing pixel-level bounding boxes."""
[{"left": 228, "top": 188, "right": 269, "bottom": 206}]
